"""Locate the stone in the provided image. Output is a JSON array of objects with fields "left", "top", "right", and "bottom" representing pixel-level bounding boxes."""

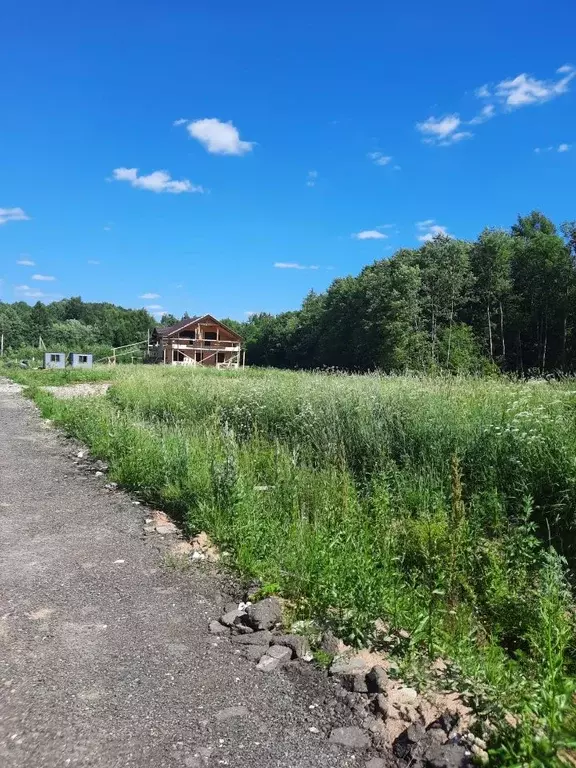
[
  {"left": 471, "top": 744, "right": 488, "bottom": 764},
  {"left": 424, "top": 744, "right": 469, "bottom": 768},
  {"left": 365, "top": 759, "right": 387, "bottom": 768},
  {"left": 209, "top": 620, "right": 229, "bottom": 635},
  {"left": 328, "top": 726, "right": 371, "bottom": 750},
  {"left": 215, "top": 706, "right": 249, "bottom": 721},
  {"left": 245, "top": 598, "right": 282, "bottom": 631},
  {"left": 395, "top": 686, "right": 418, "bottom": 706},
  {"left": 256, "top": 654, "right": 281, "bottom": 672},
  {"left": 94, "top": 460, "right": 108, "bottom": 472},
  {"left": 224, "top": 602, "right": 239, "bottom": 614},
  {"left": 156, "top": 522, "right": 178, "bottom": 535},
  {"left": 393, "top": 723, "right": 427, "bottom": 760},
  {"left": 104, "top": 482, "right": 118, "bottom": 490},
  {"left": 366, "top": 665, "right": 388, "bottom": 693},
  {"left": 231, "top": 630, "right": 273, "bottom": 646},
  {"left": 95, "top": 471, "right": 104, "bottom": 477},
  {"left": 347, "top": 674, "right": 369, "bottom": 693},
  {"left": 243, "top": 645, "right": 269, "bottom": 662},
  {"left": 266, "top": 645, "right": 292, "bottom": 663},
  {"left": 272, "top": 633, "right": 310, "bottom": 659},
  {"left": 220, "top": 609, "right": 247, "bottom": 628},
  {"left": 234, "top": 624, "right": 254, "bottom": 635},
  {"left": 320, "top": 630, "right": 341, "bottom": 655},
  {"left": 374, "top": 694, "right": 388, "bottom": 717},
  {"left": 330, "top": 657, "right": 367, "bottom": 676}
]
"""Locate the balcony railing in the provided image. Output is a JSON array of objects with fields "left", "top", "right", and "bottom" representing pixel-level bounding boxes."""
[{"left": 169, "top": 338, "right": 241, "bottom": 351}]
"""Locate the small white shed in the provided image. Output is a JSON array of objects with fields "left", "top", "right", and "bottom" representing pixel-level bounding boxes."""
[
  {"left": 68, "top": 353, "right": 93, "bottom": 368},
  {"left": 43, "top": 352, "right": 66, "bottom": 369}
]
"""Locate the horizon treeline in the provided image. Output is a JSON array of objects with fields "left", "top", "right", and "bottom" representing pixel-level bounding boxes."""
[{"left": 229, "top": 211, "right": 576, "bottom": 373}]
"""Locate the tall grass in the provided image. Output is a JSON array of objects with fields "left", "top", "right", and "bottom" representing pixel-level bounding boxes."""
[{"left": 21, "top": 367, "right": 576, "bottom": 763}]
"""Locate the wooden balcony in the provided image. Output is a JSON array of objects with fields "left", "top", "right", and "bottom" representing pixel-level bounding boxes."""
[{"left": 169, "top": 339, "right": 241, "bottom": 352}]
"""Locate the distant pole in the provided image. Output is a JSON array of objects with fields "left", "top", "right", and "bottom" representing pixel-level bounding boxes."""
[{"left": 0, "top": 333, "right": 4, "bottom": 356}]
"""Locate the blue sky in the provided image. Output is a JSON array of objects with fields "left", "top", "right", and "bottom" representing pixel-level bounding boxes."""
[{"left": 1, "top": 0, "right": 575, "bottom": 322}]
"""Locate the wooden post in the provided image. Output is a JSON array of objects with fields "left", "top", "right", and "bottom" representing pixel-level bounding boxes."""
[{"left": 0, "top": 332, "right": 4, "bottom": 357}]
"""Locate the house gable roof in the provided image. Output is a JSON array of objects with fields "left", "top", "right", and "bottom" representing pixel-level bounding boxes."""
[{"left": 154, "top": 314, "right": 242, "bottom": 341}]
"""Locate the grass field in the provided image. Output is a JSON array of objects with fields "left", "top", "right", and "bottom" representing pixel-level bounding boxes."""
[{"left": 9, "top": 365, "right": 576, "bottom": 764}]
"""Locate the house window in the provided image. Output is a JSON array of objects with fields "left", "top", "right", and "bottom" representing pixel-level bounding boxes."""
[
  {"left": 204, "top": 331, "right": 217, "bottom": 340},
  {"left": 195, "top": 352, "right": 202, "bottom": 362},
  {"left": 217, "top": 352, "right": 225, "bottom": 363},
  {"left": 78, "top": 355, "right": 88, "bottom": 363},
  {"left": 50, "top": 354, "right": 59, "bottom": 363}
]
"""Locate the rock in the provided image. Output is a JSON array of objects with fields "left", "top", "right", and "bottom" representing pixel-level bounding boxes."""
[
  {"left": 320, "top": 630, "right": 341, "bottom": 655},
  {"left": 171, "top": 541, "right": 194, "bottom": 556},
  {"left": 429, "top": 711, "right": 459, "bottom": 735},
  {"left": 346, "top": 674, "right": 368, "bottom": 693},
  {"left": 373, "top": 618, "right": 389, "bottom": 636},
  {"left": 220, "top": 609, "right": 247, "bottom": 628},
  {"left": 209, "top": 620, "right": 229, "bottom": 635},
  {"left": 215, "top": 705, "right": 249, "bottom": 721},
  {"left": 231, "top": 630, "right": 273, "bottom": 646},
  {"left": 393, "top": 723, "right": 427, "bottom": 759},
  {"left": 471, "top": 744, "right": 489, "bottom": 764},
  {"left": 224, "top": 602, "right": 239, "bottom": 614},
  {"left": 156, "top": 522, "right": 178, "bottom": 535},
  {"left": 104, "top": 482, "right": 118, "bottom": 490},
  {"left": 395, "top": 687, "right": 418, "bottom": 706},
  {"left": 243, "top": 645, "right": 269, "bottom": 662},
  {"left": 256, "top": 654, "right": 282, "bottom": 672},
  {"left": 473, "top": 737, "right": 487, "bottom": 750},
  {"left": 272, "top": 634, "right": 311, "bottom": 659},
  {"left": 95, "top": 471, "right": 104, "bottom": 477},
  {"left": 266, "top": 645, "right": 292, "bottom": 663},
  {"left": 365, "top": 759, "right": 387, "bottom": 768},
  {"left": 424, "top": 744, "right": 469, "bottom": 768},
  {"left": 328, "top": 726, "right": 371, "bottom": 750},
  {"left": 374, "top": 694, "right": 388, "bottom": 717},
  {"left": 398, "top": 628, "right": 411, "bottom": 640},
  {"left": 366, "top": 665, "right": 388, "bottom": 693},
  {"left": 94, "top": 460, "right": 108, "bottom": 472},
  {"left": 330, "top": 657, "right": 367, "bottom": 676},
  {"left": 234, "top": 623, "right": 254, "bottom": 635},
  {"left": 245, "top": 598, "right": 282, "bottom": 631}
]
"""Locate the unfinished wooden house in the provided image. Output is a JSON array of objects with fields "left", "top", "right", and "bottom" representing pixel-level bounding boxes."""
[{"left": 150, "top": 315, "right": 244, "bottom": 368}]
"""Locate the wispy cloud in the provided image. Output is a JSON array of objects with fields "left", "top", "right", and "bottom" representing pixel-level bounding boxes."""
[
  {"left": 16, "top": 257, "right": 35, "bottom": 266},
  {"left": 494, "top": 65, "right": 575, "bottom": 108},
  {"left": 140, "top": 292, "right": 160, "bottom": 299},
  {"left": 274, "top": 262, "right": 319, "bottom": 270},
  {"left": 416, "top": 220, "right": 452, "bottom": 242},
  {"left": 416, "top": 115, "right": 473, "bottom": 146},
  {"left": 112, "top": 168, "right": 203, "bottom": 194},
  {"left": 186, "top": 118, "right": 254, "bottom": 155},
  {"left": 87, "top": 259, "right": 100, "bottom": 265},
  {"left": 32, "top": 274, "right": 55, "bottom": 281},
  {"left": 368, "top": 151, "right": 392, "bottom": 166},
  {"left": 15, "top": 284, "right": 49, "bottom": 299},
  {"left": 0, "top": 207, "right": 30, "bottom": 225},
  {"left": 468, "top": 104, "right": 496, "bottom": 125},
  {"left": 352, "top": 230, "right": 388, "bottom": 240},
  {"left": 535, "top": 143, "right": 571, "bottom": 153},
  {"left": 173, "top": 118, "right": 188, "bottom": 126},
  {"left": 145, "top": 304, "right": 163, "bottom": 310},
  {"left": 306, "top": 170, "right": 318, "bottom": 187},
  {"left": 419, "top": 65, "right": 574, "bottom": 148}
]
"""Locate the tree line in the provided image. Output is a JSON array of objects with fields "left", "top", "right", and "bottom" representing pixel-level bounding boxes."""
[
  {"left": 228, "top": 212, "right": 576, "bottom": 373},
  {"left": 0, "top": 297, "right": 157, "bottom": 355}
]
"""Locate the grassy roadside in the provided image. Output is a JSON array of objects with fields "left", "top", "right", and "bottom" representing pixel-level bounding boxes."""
[{"left": 8, "top": 365, "right": 576, "bottom": 765}]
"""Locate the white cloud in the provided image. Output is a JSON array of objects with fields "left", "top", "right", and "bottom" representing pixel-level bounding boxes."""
[
  {"left": 145, "top": 304, "right": 163, "bottom": 310},
  {"left": 416, "top": 220, "right": 452, "bottom": 242},
  {"left": 494, "top": 65, "right": 575, "bottom": 108},
  {"left": 534, "top": 143, "right": 571, "bottom": 153},
  {"left": 306, "top": 170, "right": 318, "bottom": 187},
  {"left": 187, "top": 118, "right": 254, "bottom": 155},
  {"left": 352, "top": 230, "right": 388, "bottom": 240},
  {"left": 173, "top": 118, "right": 188, "bottom": 126},
  {"left": 416, "top": 114, "right": 473, "bottom": 146},
  {"left": 368, "top": 151, "right": 392, "bottom": 166},
  {"left": 15, "top": 285, "right": 30, "bottom": 291},
  {"left": 476, "top": 84, "right": 492, "bottom": 99},
  {"left": 469, "top": 104, "right": 496, "bottom": 125},
  {"left": 32, "top": 274, "right": 55, "bottom": 281},
  {"left": 244, "top": 311, "right": 257, "bottom": 317},
  {"left": 140, "top": 292, "right": 160, "bottom": 299},
  {"left": 87, "top": 259, "right": 100, "bottom": 265},
  {"left": 16, "top": 258, "right": 35, "bottom": 266},
  {"left": 273, "top": 262, "right": 319, "bottom": 270},
  {"left": 111, "top": 167, "right": 203, "bottom": 194},
  {"left": 0, "top": 207, "right": 30, "bottom": 225}
]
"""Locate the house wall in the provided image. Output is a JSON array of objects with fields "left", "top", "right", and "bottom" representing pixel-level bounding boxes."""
[{"left": 43, "top": 353, "right": 66, "bottom": 369}]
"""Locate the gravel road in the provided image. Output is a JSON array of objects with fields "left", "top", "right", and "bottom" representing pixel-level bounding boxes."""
[{"left": 0, "top": 381, "right": 386, "bottom": 767}]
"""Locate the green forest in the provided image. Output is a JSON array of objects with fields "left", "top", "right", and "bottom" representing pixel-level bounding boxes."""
[
  {"left": 2, "top": 210, "right": 576, "bottom": 373},
  {"left": 237, "top": 211, "right": 576, "bottom": 373}
]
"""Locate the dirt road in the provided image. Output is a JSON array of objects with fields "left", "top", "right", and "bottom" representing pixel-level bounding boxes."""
[{"left": 0, "top": 381, "right": 377, "bottom": 768}]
